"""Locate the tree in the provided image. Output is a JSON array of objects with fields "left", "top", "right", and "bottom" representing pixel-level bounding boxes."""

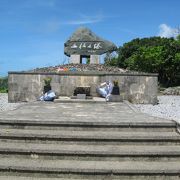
[
  {"left": 107, "top": 36, "right": 180, "bottom": 87},
  {"left": 0, "top": 77, "right": 8, "bottom": 93},
  {"left": 177, "top": 34, "right": 180, "bottom": 42},
  {"left": 104, "top": 52, "right": 118, "bottom": 66}
]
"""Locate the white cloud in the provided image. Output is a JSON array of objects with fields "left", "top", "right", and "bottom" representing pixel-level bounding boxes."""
[
  {"left": 66, "top": 14, "right": 104, "bottom": 25},
  {"left": 29, "top": 13, "right": 104, "bottom": 33},
  {"left": 158, "top": 24, "right": 178, "bottom": 38},
  {"left": 25, "top": 12, "right": 105, "bottom": 34}
]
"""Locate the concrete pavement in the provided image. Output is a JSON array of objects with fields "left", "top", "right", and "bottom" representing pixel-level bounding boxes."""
[{"left": 0, "top": 101, "right": 173, "bottom": 124}]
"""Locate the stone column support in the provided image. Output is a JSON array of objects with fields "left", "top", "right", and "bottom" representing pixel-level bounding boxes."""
[
  {"left": 70, "top": 55, "right": 81, "bottom": 64},
  {"left": 90, "top": 55, "right": 100, "bottom": 64}
]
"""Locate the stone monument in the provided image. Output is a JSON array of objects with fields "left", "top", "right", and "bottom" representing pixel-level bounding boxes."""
[
  {"left": 64, "top": 27, "right": 117, "bottom": 64},
  {"left": 8, "top": 27, "right": 158, "bottom": 104}
]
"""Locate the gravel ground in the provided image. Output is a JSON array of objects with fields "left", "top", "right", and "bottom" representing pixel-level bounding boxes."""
[
  {"left": 0, "top": 93, "right": 24, "bottom": 112},
  {"left": 28, "top": 64, "right": 128, "bottom": 73},
  {"left": 134, "top": 95, "right": 180, "bottom": 123}
]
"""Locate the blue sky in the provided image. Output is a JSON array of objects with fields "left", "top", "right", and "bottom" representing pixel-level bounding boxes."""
[{"left": 0, "top": 0, "right": 180, "bottom": 76}]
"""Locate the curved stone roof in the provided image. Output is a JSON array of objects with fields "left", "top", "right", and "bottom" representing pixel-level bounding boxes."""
[{"left": 64, "top": 27, "right": 117, "bottom": 56}]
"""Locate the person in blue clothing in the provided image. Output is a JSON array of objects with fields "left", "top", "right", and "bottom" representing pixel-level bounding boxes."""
[{"left": 96, "top": 81, "right": 113, "bottom": 101}]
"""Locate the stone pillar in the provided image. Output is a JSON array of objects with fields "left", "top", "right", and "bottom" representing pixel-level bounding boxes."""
[
  {"left": 90, "top": 55, "right": 100, "bottom": 64},
  {"left": 70, "top": 55, "right": 81, "bottom": 64}
]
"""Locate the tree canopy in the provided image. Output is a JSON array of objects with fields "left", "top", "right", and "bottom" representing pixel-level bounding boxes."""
[{"left": 105, "top": 36, "right": 180, "bottom": 87}]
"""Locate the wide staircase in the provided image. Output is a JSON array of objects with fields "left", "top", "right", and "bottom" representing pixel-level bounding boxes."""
[{"left": 0, "top": 119, "right": 180, "bottom": 179}]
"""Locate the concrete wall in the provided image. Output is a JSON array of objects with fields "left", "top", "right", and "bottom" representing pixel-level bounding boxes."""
[{"left": 8, "top": 72, "right": 158, "bottom": 104}]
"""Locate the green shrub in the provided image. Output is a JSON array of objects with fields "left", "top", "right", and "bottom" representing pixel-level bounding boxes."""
[
  {"left": 43, "top": 77, "right": 52, "bottom": 86},
  {"left": 0, "top": 77, "right": 8, "bottom": 93}
]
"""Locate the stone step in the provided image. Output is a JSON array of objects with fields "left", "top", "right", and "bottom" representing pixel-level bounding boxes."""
[
  {"left": 2, "top": 139, "right": 180, "bottom": 146},
  {"left": 54, "top": 96, "right": 106, "bottom": 103},
  {"left": 3, "top": 139, "right": 180, "bottom": 147},
  {"left": 0, "top": 157, "right": 180, "bottom": 176},
  {"left": 0, "top": 176, "right": 70, "bottom": 180},
  {"left": 1, "top": 125, "right": 176, "bottom": 132},
  {"left": 0, "top": 141, "right": 180, "bottom": 158},
  {"left": 0, "top": 119, "right": 177, "bottom": 132},
  {"left": 0, "top": 128, "right": 180, "bottom": 142},
  {"left": 0, "top": 174, "right": 179, "bottom": 180}
]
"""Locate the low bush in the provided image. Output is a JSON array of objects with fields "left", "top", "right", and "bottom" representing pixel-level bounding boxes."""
[{"left": 0, "top": 77, "right": 8, "bottom": 93}]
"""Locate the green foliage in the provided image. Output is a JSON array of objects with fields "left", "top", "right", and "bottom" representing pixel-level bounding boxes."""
[
  {"left": 104, "top": 52, "right": 118, "bottom": 66},
  {"left": 104, "top": 57, "right": 118, "bottom": 66},
  {"left": 113, "top": 80, "right": 119, "bottom": 86},
  {"left": 0, "top": 77, "right": 8, "bottom": 93},
  {"left": 107, "top": 36, "right": 180, "bottom": 87},
  {"left": 86, "top": 57, "right": 90, "bottom": 64},
  {"left": 177, "top": 34, "right": 180, "bottom": 42},
  {"left": 43, "top": 77, "right": 52, "bottom": 86},
  {"left": 125, "top": 46, "right": 166, "bottom": 72}
]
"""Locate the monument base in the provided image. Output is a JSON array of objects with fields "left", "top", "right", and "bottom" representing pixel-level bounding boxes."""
[
  {"left": 70, "top": 55, "right": 99, "bottom": 64},
  {"left": 109, "top": 95, "right": 123, "bottom": 102}
]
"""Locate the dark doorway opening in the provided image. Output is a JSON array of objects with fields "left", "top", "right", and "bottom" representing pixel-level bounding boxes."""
[{"left": 80, "top": 55, "right": 90, "bottom": 64}]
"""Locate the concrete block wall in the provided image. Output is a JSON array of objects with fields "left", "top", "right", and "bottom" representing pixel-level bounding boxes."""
[{"left": 8, "top": 72, "right": 158, "bottom": 104}]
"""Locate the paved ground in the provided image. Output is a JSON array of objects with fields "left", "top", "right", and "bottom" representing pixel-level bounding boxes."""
[{"left": 0, "top": 101, "right": 173, "bottom": 124}]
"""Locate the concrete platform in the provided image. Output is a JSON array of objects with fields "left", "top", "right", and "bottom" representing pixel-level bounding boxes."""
[{"left": 0, "top": 100, "right": 174, "bottom": 124}]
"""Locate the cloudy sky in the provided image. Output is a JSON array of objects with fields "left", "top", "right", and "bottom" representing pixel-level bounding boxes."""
[{"left": 0, "top": 0, "right": 180, "bottom": 76}]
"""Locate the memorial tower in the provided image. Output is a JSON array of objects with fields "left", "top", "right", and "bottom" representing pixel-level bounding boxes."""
[{"left": 64, "top": 27, "right": 117, "bottom": 64}]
